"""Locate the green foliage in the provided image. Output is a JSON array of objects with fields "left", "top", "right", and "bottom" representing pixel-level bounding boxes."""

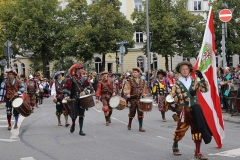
[
  {"left": 212, "top": 0, "right": 240, "bottom": 66},
  {"left": 132, "top": 0, "right": 205, "bottom": 70},
  {"left": 86, "top": 0, "right": 134, "bottom": 71},
  {"left": 52, "top": 57, "right": 75, "bottom": 76}
]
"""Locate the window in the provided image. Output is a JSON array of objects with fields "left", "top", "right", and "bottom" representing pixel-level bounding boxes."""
[
  {"left": 194, "top": 1, "right": 201, "bottom": 11},
  {"left": 183, "top": 57, "right": 190, "bottom": 61},
  {"left": 95, "top": 57, "right": 102, "bottom": 74},
  {"left": 46, "top": 61, "right": 50, "bottom": 78},
  {"left": 151, "top": 53, "right": 158, "bottom": 70},
  {"left": 136, "top": 32, "right": 143, "bottom": 43},
  {"left": 107, "top": 63, "right": 113, "bottom": 72},
  {"left": 137, "top": 56, "right": 144, "bottom": 73},
  {"left": 13, "top": 63, "right": 18, "bottom": 74},
  {"left": 21, "top": 63, "right": 25, "bottom": 75},
  {"left": 135, "top": 0, "right": 142, "bottom": 11},
  {"left": 216, "top": 57, "right": 218, "bottom": 67},
  {"left": 229, "top": 56, "right": 233, "bottom": 67}
]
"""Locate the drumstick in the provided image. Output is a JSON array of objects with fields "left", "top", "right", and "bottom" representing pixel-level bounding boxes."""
[{"left": 9, "top": 92, "right": 18, "bottom": 102}]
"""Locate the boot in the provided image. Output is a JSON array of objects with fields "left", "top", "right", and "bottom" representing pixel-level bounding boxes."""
[
  {"left": 194, "top": 140, "right": 208, "bottom": 159},
  {"left": 108, "top": 111, "right": 112, "bottom": 123},
  {"left": 128, "top": 118, "right": 133, "bottom": 130},
  {"left": 64, "top": 115, "right": 70, "bottom": 127},
  {"left": 7, "top": 115, "right": 11, "bottom": 130},
  {"left": 172, "top": 141, "right": 181, "bottom": 156},
  {"left": 14, "top": 114, "right": 19, "bottom": 129},
  {"left": 105, "top": 116, "right": 109, "bottom": 126},
  {"left": 56, "top": 114, "right": 62, "bottom": 126},
  {"left": 162, "top": 112, "right": 166, "bottom": 122},
  {"left": 138, "top": 118, "right": 145, "bottom": 132},
  {"left": 70, "top": 118, "right": 76, "bottom": 133},
  {"left": 79, "top": 117, "right": 86, "bottom": 136}
]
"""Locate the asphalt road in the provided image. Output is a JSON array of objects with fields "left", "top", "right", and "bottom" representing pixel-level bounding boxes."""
[{"left": 0, "top": 97, "right": 240, "bottom": 160}]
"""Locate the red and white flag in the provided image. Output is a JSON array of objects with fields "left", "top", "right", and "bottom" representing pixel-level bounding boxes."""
[{"left": 194, "top": 6, "right": 225, "bottom": 148}]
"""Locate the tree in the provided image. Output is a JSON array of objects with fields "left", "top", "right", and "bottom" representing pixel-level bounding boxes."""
[
  {"left": 86, "top": 0, "right": 134, "bottom": 71},
  {"left": 132, "top": 0, "right": 205, "bottom": 70},
  {"left": 212, "top": 0, "right": 240, "bottom": 66},
  {"left": 0, "top": 0, "right": 62, "bottom": 78}
]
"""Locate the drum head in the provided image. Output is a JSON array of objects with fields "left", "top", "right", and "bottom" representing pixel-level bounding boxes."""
[
  {"left": 109, "top": 96, "right": 120, "bottom": 108},
  {"left": 80, "top": 94, "right": 91, "bottom": 99},
  {"left": 12, "top": 98, "right": 23, "bottom": 108},
  {"left": 139, "top": 99, "right": 152, "bottom": 103},
  {"left": 62, "top": 99, "right": 67, "bottom": 103},
  {"left": 166, "top": 95, "right": 174, "bottom": 103}
]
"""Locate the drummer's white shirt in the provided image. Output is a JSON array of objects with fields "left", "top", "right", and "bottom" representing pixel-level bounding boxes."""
[{"left": 179, "top": 76, "right": 192, "bottom": 90}]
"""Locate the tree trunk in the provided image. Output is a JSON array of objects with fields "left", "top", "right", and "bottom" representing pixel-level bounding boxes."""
[
  {"left": 101, "top": 54, "right": 105, "bottom": 72},
  {"left": 165, "top": 55, "right": 169, "bottom": 71},
  {"left": 41, "top": 44, "right": 48, "bottom": 78}
]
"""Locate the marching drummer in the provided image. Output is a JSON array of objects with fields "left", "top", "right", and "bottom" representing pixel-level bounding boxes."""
[
  {"left": 123, "top": 67, "right": 148, "bottom": 132},
  {"left": 51, "top": 71, "right": 70, "bottom": 127},
  {"left": 152, "top": 69, "right": 169, "bottom": 122},
  {"left": 95, "top": 71, "right": 116, "bottom": 126},
  {"left": 63, "top": 62, "right": 94, "bottom": 136},
  {"left": 0, "top": 68, "right": 25, "bottom": 130}
]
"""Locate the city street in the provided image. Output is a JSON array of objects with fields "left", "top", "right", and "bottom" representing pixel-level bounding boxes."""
[{"left": 0, "top": 97, "right": 240, "bottom": 160}]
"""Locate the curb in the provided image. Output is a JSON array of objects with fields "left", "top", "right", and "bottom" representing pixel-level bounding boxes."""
[{"left": 222, "top": 113, "right": 240, "bottom": 123}]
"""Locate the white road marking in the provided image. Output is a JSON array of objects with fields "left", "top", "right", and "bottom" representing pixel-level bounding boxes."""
[
  {"left": 157, "top": 136, "right": 171, "bottom": 141},
  {"left": 112, "top": 117, "right": 128, "bottom": 125},
  {"left": 0, "top": 125, "right": 8, "bottom": 127},
  {"left": 92, "top": 107, "right": 102, "bottom": 113},
  {"left": 0, "top": 120, "right": 14, "bottom": 121},
  {"left": 20, "top": 157, "right": 36, "bottom": 160},
  {"left": 209, "top": 148, "right": 240, "bottom": 158},
  {"left": 0, "top": 115, "right": 25, "bottom": 142}
]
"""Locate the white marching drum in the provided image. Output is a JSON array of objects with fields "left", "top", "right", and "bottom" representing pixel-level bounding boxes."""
[
  {"left": 166, "top": 94, "right": 174, "bottom": 103},
  {"left": 109, "top": 96, "right": 126, "bottom": 110}
]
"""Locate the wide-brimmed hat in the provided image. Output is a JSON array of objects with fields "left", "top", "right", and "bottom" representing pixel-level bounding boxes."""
[
  {"left": 157, "top": 69, "right": 166, "bottom": 77},
  {"left": 132, "top": 67, "right": 142, "bottom": 73},
  {"left": 100, "top": 71, "right": 108, "bottom": 75},
  {"left": 54, "top": 71, "right": 64, "bottom": 79},
  {"left": 175, "top": 61, "right": 193, "bottom": 73},
  {"left": 69, "top": 62, "right": 84, "bottom": 76},
  {"left": 5, "top": 68, "right": 17, "bottom": 76},
  {"left": 29, "top": 75, "right": 33, "bottom": 79}
]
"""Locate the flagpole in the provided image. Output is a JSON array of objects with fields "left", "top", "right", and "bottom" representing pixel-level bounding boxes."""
[{"left": 146, "top": 0, "right": 151, "bottom": 81}]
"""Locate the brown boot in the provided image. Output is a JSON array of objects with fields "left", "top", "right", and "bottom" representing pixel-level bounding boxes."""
[
  {"left": 139, "top": 127, "right": 145, "bottom": 132},
  {"left": 106, "top": 122, "right": 109, "bottom": 126},
  {"left": 162, "top": 118, "right": 166, "bottom": 122},
  {"left": 127, "top": 124, "right": 131, "bottom": 130},
  {"left": 14, "top": 125, "right": 18, "bottom": 129},
  {"left": 8, "top": 126, "right": 11, "bottom": 130}
]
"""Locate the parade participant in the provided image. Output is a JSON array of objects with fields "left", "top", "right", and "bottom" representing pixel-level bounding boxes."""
[
  {"left": 167, "top": 71, "right": 176, "bottom": 90},
  {"left": 38, "top": 78, "right": 44, "bottom": 105},
  {"left": 123, "top": 67, "right": 148, "bottom": 132},
  {"left": 152, "top": 69, "right": 168, "bottom": 122},
  {"left": 171, "top": 61, "right": 212, "bottom": 159},
  {"left": 51, "top": 71, "right": 69, "bottom": 127},
  {"left": 26, "top": 75, "right": 38, "bottom": 111},
  {"left": 42, "top": 78, "right": 50, "bottom": 98},
  {"left": 0, "top": 68, "right": 25, "bottom": 130},
  {"left": 63, "top": 62, "right": 94, "bottom": 136},
  {"left": 95, "top": 71, "right": 116, "bottom": 126}
]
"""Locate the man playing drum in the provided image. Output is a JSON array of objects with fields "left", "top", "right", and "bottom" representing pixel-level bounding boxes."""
[
  {"left": 26, "top": 75, "right": 38, "bottom": 112},
  {"left": 51, "top": 71, "right": 70, "bottom": 127},
  {"left": 95, "top": 71, "right": 116, "bottom": 126},
  {"left": 152, "top": 69, "right": 168, "bottom": 122},
  {"left": 0, "top": 68, "right": 25, "bottom": 130},
  {"left": 170, "top": 61, "right": 212, "bottom": 159},
  {"left": 63, "top": 62, "right": 94, "bottom": 136},
  {"left": 123, "top": 67, "right": 148, "bottom": 132}
]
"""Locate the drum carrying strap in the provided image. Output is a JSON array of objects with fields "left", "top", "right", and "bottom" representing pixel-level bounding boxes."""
[{"left": 72, "top": 77, "right": 82, "bottom": 94}]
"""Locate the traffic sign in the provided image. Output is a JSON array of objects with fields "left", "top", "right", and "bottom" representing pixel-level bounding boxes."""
[
  {"left": 4, "top": 48, "right": 13, "bottom": 56},
  {"left": 4, "top": 40, "right": 12, "bottom": 47},
  {"left": 219, "top": 9, "right": 232, "bottom": 22},
  {"left": 116, "top": 41, "right": 129, "bottom": 45},
  {"left": 0, "top": 60, "right": 7, "bottom": 66},
  {"left": 120, "top": 46, "right": 125, "bottom": 54}
]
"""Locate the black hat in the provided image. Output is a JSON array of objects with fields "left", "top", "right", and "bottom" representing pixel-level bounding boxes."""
[
  {"left": 175, "top": 61, "right": 193, "bottom": 73},
  {"left": 157, "top": 69, "right": 166, "bottom": 76}
]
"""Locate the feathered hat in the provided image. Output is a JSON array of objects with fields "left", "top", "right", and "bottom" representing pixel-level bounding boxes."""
[{"left": 69, "top": 62, "right": 84, "bottom": 76}]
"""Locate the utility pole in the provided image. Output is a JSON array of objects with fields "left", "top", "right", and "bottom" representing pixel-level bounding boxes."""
[{"left": 146, "top": 0, "right": 151, "bottom": 81}]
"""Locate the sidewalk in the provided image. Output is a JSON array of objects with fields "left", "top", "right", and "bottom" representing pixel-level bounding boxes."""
[{"left": 0, "top": 102, "right": 239, "bottom": 122}]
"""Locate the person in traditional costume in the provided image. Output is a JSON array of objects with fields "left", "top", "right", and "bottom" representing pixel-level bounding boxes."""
[
  {"left": 123, "top": 67, "right": 148, "bottom": 132},
  {"left": 170, "top": 61, "right": 212, "bottom": 159},
  {"left": 26, "top": 75, "right": 38, "bottom": 111},
  {"left": 152, "top": 69, "right": 168, "bottom": 122},
  {"left": 63, "top": 62, "right": 94, "bottom": 136},
  {"left": 51, "top": 71, "right": 70, "bottom": 127},
  {"left": 0, "top": 68, "right": 25, "bottom": 130},
  {"left": 95, "top": 71, "right": 116, "bottom": 126}
]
